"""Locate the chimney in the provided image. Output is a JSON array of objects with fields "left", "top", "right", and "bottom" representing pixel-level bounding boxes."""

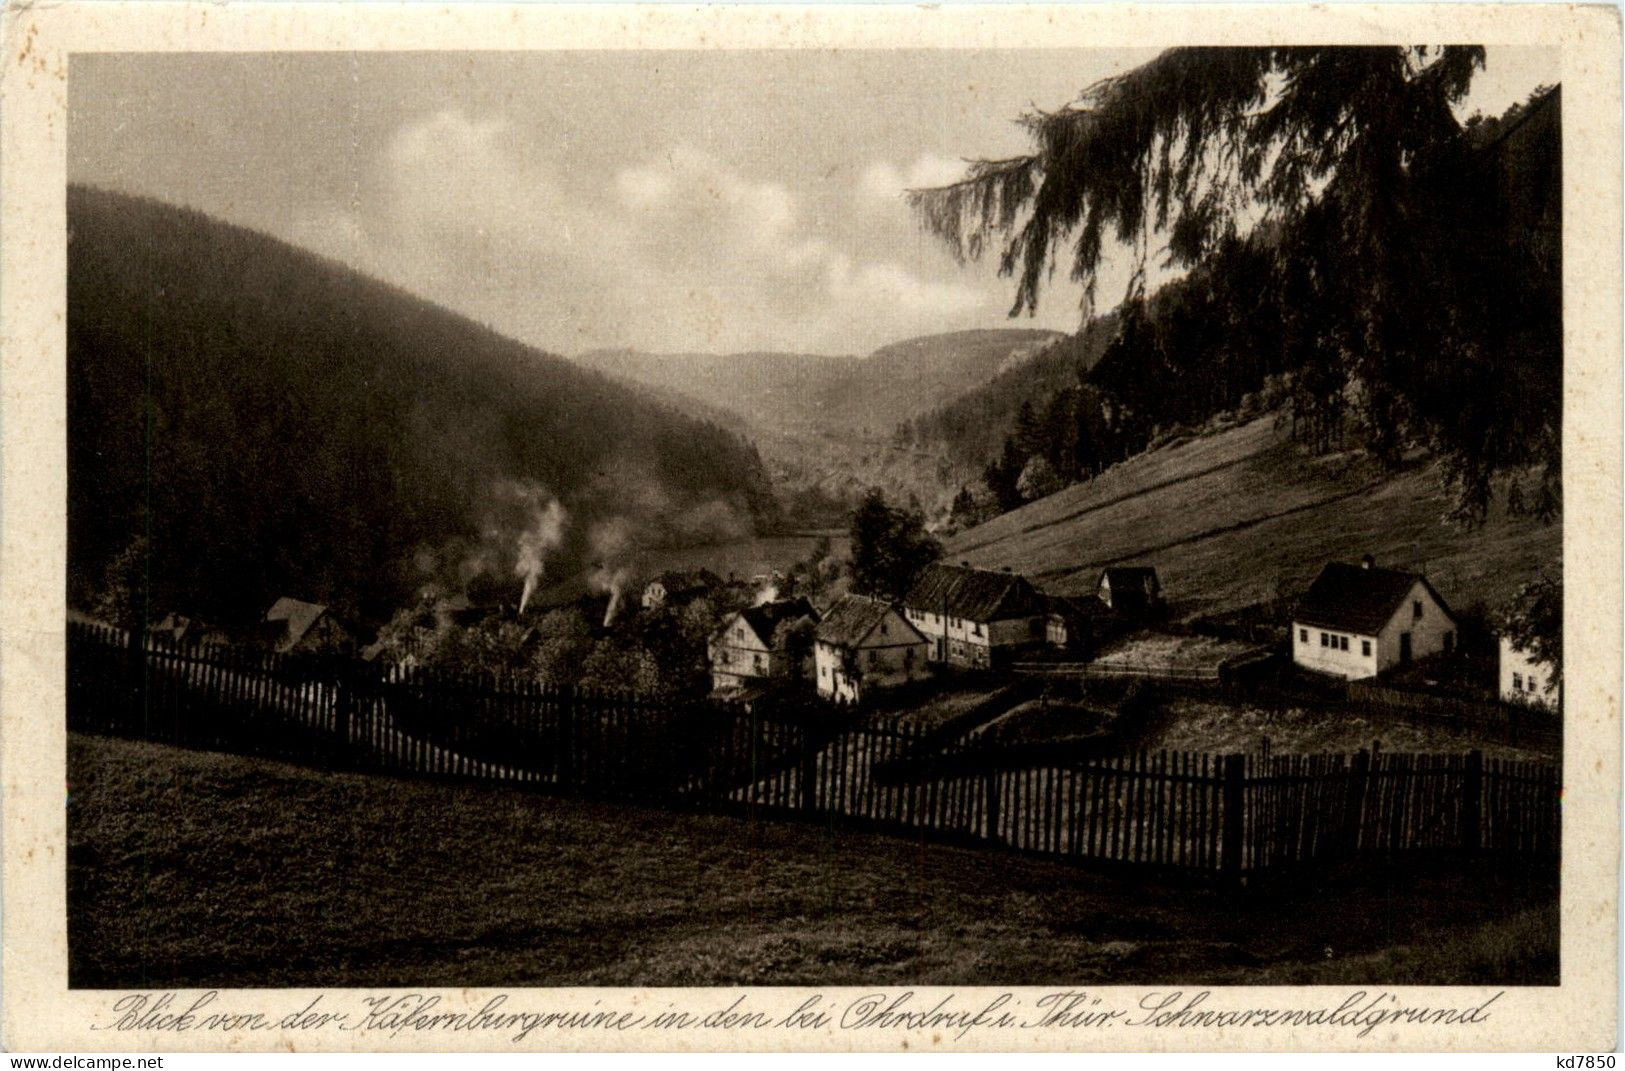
[{"left": 1361, "top": 554, "right": 1375, "bottom": 570}]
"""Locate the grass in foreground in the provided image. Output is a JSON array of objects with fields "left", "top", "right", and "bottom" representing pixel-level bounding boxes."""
[{"left": 68, "top": 732, "right": 1557, "bottom": 989}]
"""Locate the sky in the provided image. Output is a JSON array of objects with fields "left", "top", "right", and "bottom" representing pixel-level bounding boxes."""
[{"left": 69, "top": 48, "right": 1558, "bottom": 357}]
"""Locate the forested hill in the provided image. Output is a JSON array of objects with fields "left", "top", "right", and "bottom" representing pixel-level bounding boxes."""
[
  {"left": 577, "top": 328, "right": 1063, "bottom": 433},
  {"left": 898, "top": 317, "right": 1119, "bottom": 469},
  {"left": 67, "top": 186, "right": 777, "bottom": 627}
]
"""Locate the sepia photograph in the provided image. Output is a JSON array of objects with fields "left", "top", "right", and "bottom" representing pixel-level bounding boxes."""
[
  {"left": 1, "top": 2, "right": 1617, "bottom": 1054},
  {"left": 58, "top": 40, "right": 1567, "bottom": 990}
]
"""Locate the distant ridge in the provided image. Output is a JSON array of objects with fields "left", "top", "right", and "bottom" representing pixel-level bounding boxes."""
[{"left": 575, "top": 327, "right": 1064, "bottom": 433}]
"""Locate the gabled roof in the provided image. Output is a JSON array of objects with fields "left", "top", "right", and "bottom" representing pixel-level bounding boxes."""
[
  {"left": 149, "top": 612, "right": 196, "bottom": 641},
  {"left": 1294, "top": 563, "right": 1454, "bottom": 635},
  {"left": 815, "top": 595, "right": 923, "bottom": 648},
  {"left": 1100, "top": 566, "right": 1159, "bottom": 588},
  {"left": 903, "top": 563, "right": 1045, "bottom": 621},
  {"left": 266, "top": 596, "right": 328, "bottom": 651},
  {"left": 1047, "top": 593, "right": 1113, "bottom": 620},
  {"left": 738, "top": 597, "right": 818, "bottom": 645}
]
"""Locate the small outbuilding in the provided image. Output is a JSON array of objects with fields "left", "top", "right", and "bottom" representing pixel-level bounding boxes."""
[
  {"left": 1044, "top": 593, "right": 1117, "bottom": 656},
  {"left": 1096, "top": 566, "right": 1164, "bottom": 617}
]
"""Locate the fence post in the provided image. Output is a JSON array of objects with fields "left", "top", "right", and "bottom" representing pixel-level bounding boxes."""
[
  {"left": 799, "top": 722, "right": 817, "bottom": 814},
  {"left": 1346, "top": 747, "right": 1371, "bottom": 859},
  {"left": 1462, "top": 749, "right": 1483, "bottom": 855},
  {"left": 124, "top": 617, "right": 147, "bottom": 735},
  {"left": 984, "top": 766, "right": 1001, "bottom": 843},
  {"left": 1221, "top": 753, "right": 1245, "bottom": 887},
  {"left": 332, "top": 661, "right": 355, "bottom": 767},
  {"left": 559, "top": 685, "right": 577, "bottom": 791}
]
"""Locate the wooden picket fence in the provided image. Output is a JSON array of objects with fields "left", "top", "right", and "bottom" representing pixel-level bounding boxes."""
[
  {"left": 67, "top": 621, "right": 1560, "bottom": 883},
  {"left": 1347, "top": 679, "right": 1560, "bottom": 748}
]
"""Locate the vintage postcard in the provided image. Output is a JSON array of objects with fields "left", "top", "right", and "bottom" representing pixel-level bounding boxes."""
[{"left": 0, "top": 1, "right": 1619, "bottom": 1054}]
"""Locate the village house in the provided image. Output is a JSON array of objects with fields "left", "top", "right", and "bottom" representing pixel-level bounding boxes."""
[
  {"left": 1044, "top": 593, "right": 1118, "bottom": 656},
  {"left": 641, "top": 569, "right": 721, "bottom": 612},
  {"left": 1096, "top": 566, "right": 1164, "bottom": 617},
  {"left": 814, "top": 594, "right": 929, "bottom": 704},
  {"left": 146, "top": 612, "right": 237, "bottom": 648},
  {"left": 708, "top": 596, "right": 819, "bottom": 695},
  {"left": 1499, "top": 636, "right": 1559, "bottom": 709},
  {"left": 1291, "top": 558, "right": 1457, "bottom": 680},
  {"left": 265, "top": 597, "right": 356, "bottom": 656},
  {"left": 901, "top": 562, "right": 1047, "bottom": 669}
]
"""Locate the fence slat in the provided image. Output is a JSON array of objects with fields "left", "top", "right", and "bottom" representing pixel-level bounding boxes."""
[{"left": 65, "top": 626, "right": 1560, "bottom": 884}]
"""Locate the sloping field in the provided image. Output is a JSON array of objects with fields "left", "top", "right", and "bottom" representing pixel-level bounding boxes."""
[
  {"left": 947, "top": 416, "right": 1560, "bottom": 620},
  {"left": 69, "top": 733, "right": 1555, "bottom": 987}
]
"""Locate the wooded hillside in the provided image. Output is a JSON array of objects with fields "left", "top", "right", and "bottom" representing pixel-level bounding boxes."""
[{"left": 68, "top": 186, "right": 777, "bottom": 626}]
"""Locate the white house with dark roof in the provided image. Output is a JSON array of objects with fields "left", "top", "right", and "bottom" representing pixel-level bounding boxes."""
[
  {"left": 901, "top": 562, "right": 1047, "bottom": 669},
  {"left": 708, "top": 597, "right": 819, "bottom": 694},
  {"left": 814, "top": 594, "right": 928, "bottom": 703},
  {"left": 1499, "top": 636, "right": 1559, "bottom": 709},
  {"left": 1291, "top": 558, "right": 1457, "bottom": 680},
  {"left": 642, "top": 569, "right": 720, "bottom": 611}
]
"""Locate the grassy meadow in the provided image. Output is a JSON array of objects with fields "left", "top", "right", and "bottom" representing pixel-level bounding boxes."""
[
  {"left": 947, "top": 416, "right": 1560, "bottom": 621},
  {"left": 69, "top": 733, "right": 1556, "bottom": 989}
]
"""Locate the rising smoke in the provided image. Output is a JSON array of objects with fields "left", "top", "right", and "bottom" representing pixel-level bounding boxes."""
[
  {"left": 586, "top": 516, "right": 635, "bottom": 627},
  {"left": 515, "top": 496, "right": 568, "bottom": 614}
]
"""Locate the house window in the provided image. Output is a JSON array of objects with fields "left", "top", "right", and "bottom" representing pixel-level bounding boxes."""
[
  {"left": 1413, "top": 600, "right": 1423, "bottom": 620},
  {"left": 880, "top": 623, "right": 888, "bottom": 636},
  {"left": 1513, "top": 672, "right": 1524, "bottom": 691},
  {"left": 1339, "top": 636, "right": 1349, "bottom": 652},
  {"left": 1361, "top": 639, "right": 1371, "bottom": 657},
  {"left": 868, "top": 650, "right": 879, "bottom": 666},
  {"left": 1320, "top": 632, "right": 1329, "bottom": 647},
  {"left": 973, "top": 622, "right": 984, "bottom": 636},
  {"left": 1299, "top": 628, "right": 1308, "bottom": 644}
]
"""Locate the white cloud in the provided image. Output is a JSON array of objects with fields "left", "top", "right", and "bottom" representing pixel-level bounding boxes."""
[
  {"left": 287, "top": 110, "right": 998, "bottom": 355},
  {"left": 826, "top": 256, "right": 986, "bottom": 317},
  {"left": 857, "top": 153, "right": 969, "bottom": 206}
]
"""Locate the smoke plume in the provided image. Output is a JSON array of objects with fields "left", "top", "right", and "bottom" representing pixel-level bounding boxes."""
[
  {"left": 587, "top": 517, "right": 635, "bottom": 627},
  {"left": 515, "top": 496, "right": 568, "bottom": 614}
]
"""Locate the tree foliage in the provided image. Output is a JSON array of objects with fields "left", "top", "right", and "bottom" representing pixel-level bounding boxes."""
[
  {"left": 1501, "top": 571, "right": 1562, "bottom": 690},
  {"left": 909, "top": 49, "right": 1560, "bottom": 522},
  {"left": 847, "top": 489, "right": 942, "bottom": 602}
]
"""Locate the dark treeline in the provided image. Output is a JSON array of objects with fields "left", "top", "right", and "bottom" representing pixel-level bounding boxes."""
[{"left": 68, "top": 186, "right": 778, "bottom": 629}]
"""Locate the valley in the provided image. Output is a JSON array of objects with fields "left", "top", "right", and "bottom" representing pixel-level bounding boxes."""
[{"left": 575, "top": 329, "right": 1066, "bottom": 526}]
